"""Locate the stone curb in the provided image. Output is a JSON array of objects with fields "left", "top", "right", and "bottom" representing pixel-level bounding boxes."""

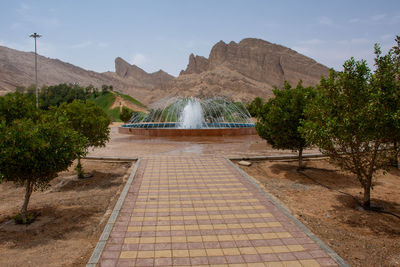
[
  {"left": 86, "top": 158, "right": 141, "bottom": 267},
  {"left": 229, "top": 153, "right": 327, "bottom": 161},
  {"left": 83, "top": 156, "right": 138, "bottom": 161},
  {"left": 226, "top": 158, "right": 351, "bottom": 267}
]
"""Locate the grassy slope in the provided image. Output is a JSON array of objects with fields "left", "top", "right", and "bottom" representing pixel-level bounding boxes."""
[
  {"left": 114, "top": 91, "right": 145, "bottom": 107},
  {"left": 89, "top": 91, "right": 146, "bottom": 122}
]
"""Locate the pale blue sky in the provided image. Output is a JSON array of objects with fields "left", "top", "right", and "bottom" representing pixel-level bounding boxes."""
[{"left": 1, "top": 1, "right": 399, "bottom": 76}]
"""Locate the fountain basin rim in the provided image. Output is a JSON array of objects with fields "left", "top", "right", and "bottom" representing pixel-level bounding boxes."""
[
  {"left": 118, "top": 125, "right": 257, "bottom": 136},
  {"left": 121, "top": 122, "right": 255, "bottom": 129}
]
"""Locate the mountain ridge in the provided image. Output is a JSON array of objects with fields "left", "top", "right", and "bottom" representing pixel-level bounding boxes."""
[{"left": 0, "top": 38, "right": 330, "bottom": 105}]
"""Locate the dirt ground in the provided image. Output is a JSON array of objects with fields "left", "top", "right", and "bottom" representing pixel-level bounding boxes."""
[
  {"left": 0, "top": 159, "right": 133, "bottom": 267},
  {"left": 238, "top": 158, "right": 400, "bottom": 267}
]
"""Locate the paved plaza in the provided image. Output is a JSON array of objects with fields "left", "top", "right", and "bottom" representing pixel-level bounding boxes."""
[{"left": 93, "top": 157, "right": 342, "bottom": 266}]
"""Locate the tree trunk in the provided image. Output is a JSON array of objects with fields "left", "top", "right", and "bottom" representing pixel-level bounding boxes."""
[
  {"left": 393, "top": 141, "right": 399, "bottom": 167},
  {"left": 76, "top": 156, "right": 84, "bottom": 179},
  {"left": 298, "top": 147, "right": 303, "bottom": 170},
  {"left": 363, "top": 176, "right": 372, "bottom": 208},
  {"left": 21, "top": 180, "right": 33, "bottom": 219}
]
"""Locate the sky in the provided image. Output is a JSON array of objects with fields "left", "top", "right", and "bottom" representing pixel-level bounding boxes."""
[{"left": 1, "top": 1, "right": 399, "bottom": 76}]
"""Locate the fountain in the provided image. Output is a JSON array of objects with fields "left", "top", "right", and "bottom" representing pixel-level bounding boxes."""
[{"left": 119, "top": 97, "right": 256, "bottom": 136}]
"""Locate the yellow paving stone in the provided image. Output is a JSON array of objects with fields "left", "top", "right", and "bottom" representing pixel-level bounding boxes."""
[
  {"left": 119, "top": 251, "right": 137, "bottom": 258},
  {"left": 187, "top": 236, "right": 203, "bottom": 242},
  {"left": 251, "top": 263, "right": 267, "bottom": 267},
  {"left": 276, "top": 232, "right": 292, "bottom": 238},
  {"left": 156, "top": 236, "right": 171, "bottom": 243},
  {"left": 222, "top": 248, "right": 241, "bottom": 255},
  {"left": 218, "top": 235, "right": 234, "bottom": 241},
  {"left": 227, "top": 223, "right": 241, "bottom": 229},
  {"left": 299, "top": 259, "right": 321, "bottom": 267},
  {"left": 185, "top": 225, "right": 199, "bottom": 230},
  {"left": 239, "top": 246, "right": 258, "bottom": 255},
  {"left": 156, "top": 225, "right": 170, "bottom": 231},
  {"left": 137, "top": 250, "right": 154, "bottom": 258},
  {"left": 282, "top": 261, "right": 303, "bottom": 267},
  {"left": 141, "top": 226, "right": 156, "bottom": 231},
  {"left": 254, "top": 222, "right": 269, "bottom": 228},
  {"left": 247, "top": 233, "right": 264, "bottom": 240},
  {"left": 173, "top": 249, "right": 190, "bottom": 257},
  {"left": 140, "top": 237, "right": 156, "bottom": 244},
  {"left": 271, "top": 245, "right": 290, "bottom": 253},
  {"left": 206, "top": 248, "right": 224, "bottom": 256},
  {"left": 189, "top": 249, "right": 207, "bottom": 257},
  {"left": 229, "top": 264, "right": 249, "bottom": 267},
  {"left": 213, "top": 224, "right": 228, "bottom": 230},
  {"left": 240, "top": 223, "right": 254, "bottom": 228},
  {"left": 171, "top": 225, "right": 185, "bottom": 231},
  {"left": 262, "top": 233, "right": 278, "bottom": 239},
  {"left": 127, "top": 226, "right": 141, "bottom": 231},
  {"left": 124, "top": 237, "right": 139, "bottom": 244},
  {"left": 232, "top": 234, "right": 249, "bottom": 241},
  {"left": 268, "top": 222, "right": 282, "bottom": 227},
  {"left": 183, "top": 215, "right": 196, "bottom": 220},
  {"left": 265, "top": 262, "right": 285, "bottom": 267},
  {"left": 199, "top": 224, "right": 213, "bottom": 230},
  {"left": 287, "top": 245, "right": 305, "bottom": 252},
  {"left": 256, "top": 246, "right": 274, "bottom": 254},
  {"left": 202, "top": 235, "right": 218, "bottom": 242}
]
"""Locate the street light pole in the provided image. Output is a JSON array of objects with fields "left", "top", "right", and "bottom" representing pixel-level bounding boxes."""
[{"left": 30, "top": 32, "right": 41, "bottom": 108}]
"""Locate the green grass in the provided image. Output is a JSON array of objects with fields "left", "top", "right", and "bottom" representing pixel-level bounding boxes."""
[
  {"left": 108, "top": 107, "right": 121, "bottom": 122},
  {"left": 89, "top": 92, "right": 115, "bottom": 110},
  {"left": 114, "top": 91, "right": 145, "bottom": 107},
  {"left": 88, "top": 91, "right": 145, "bottom": 122}
]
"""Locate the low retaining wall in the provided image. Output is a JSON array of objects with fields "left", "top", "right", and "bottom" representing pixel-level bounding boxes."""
[{"left": 118, "top": 126, "right": 257, "bottom": 136}]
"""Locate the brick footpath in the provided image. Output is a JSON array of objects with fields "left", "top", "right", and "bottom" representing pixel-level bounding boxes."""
[{"left": 95, "top": 156, "right": 340, "bottom": 267}]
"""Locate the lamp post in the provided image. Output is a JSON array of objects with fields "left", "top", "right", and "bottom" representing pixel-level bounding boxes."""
[{"left": 30, "top": 32, "right": 41, "bottom": 108}]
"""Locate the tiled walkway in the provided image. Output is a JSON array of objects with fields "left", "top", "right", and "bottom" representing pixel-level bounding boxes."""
[{"left": 97, "top": 157, "right": 340, "bottom": 266}]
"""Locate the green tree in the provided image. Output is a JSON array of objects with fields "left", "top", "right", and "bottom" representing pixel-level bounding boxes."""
[
  {"left": 0, "top": 115, "right": 85, "bottom": 222},
  {"left": 0, "top": 92, "right": 40, "bottom": 124},
  {"left": 301, "top": 57, "right": 399, "bottom": 208},
  {"left": 57, "top": 100, "right": 111, "bottom": 178},
  {"left": 247, "top": 97, "right": 264, "bottom": 117},
  {"left": 120, "top": 106, "right": 134, "bottom": 123},
  {"left": 256, "top": 81, "right": 315, "bottom": 169}
]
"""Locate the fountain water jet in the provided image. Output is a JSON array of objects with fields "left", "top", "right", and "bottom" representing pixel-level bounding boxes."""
[{"left": 119, "top": 97, "right": 256, "bottom": 136}]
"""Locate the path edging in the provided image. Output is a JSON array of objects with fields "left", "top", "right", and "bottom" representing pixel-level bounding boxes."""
[
  {"left": 226, "top": 158, "right": 350, "bottom": 267},
  {"left": 229, "top": 153, "right": 327, "bottom": 161},
  {"left": 86, "top": 158, "right": 141, "bottom": 267}
]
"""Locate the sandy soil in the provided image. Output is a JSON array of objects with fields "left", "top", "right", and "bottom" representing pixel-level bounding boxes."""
[
  {"left": 238, "top": 158, "right": 400, "bottom": 267},
  {"left": 0, "top": 160, "right": 133, "bottom": 267}
]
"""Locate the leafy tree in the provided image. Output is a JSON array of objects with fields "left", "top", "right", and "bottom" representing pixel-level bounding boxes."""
[
  {"left": 301, "top": 57, "right": 399, "bottom": 208},
  {"left": 256, "top": 81, "right": 315, "bottom": 169},
  {"left": 247, "top": 97, "right": 264, "bottom": 117},
  {"left": 120, "top": 106, "right": 134, "bottom": 123},
  {"left": 57, "top": 100, "right": 110, "bottom": 178},
  {"left": 0, "top": 113, "right": 85, "bottom": 222},
  {"left": 0, "top": 92, "right": 40, "bottom": 125}
]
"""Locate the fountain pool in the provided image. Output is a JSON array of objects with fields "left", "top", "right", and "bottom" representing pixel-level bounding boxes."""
[{"left": 119, "top": 97, "right": 256, "bottom": 136}]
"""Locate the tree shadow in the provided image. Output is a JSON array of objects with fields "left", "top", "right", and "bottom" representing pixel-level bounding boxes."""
[
  {"left": 268, "top": 161, "right": 360, "bottom": 190},
  {"left": 52, "top": 171, "right": 122, "bottom": 192},
  {"left": 333, "top": 194, "right": 400, "bottom": 236},
  {"left": 0, "top": 205, "right": 103, "bottom": 249}
]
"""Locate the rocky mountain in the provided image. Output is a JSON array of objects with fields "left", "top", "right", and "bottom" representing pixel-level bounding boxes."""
[
  {"left": 0, "top": 46, "right": 171, "bottom": 102},
  {"left": 148, "top": 38, "right": 330, "bottom": 104},
  {"left": 0, "top": 38, "right": 330, "bottom": 105},
  {"left": 114, "top": 57, "right": 173, "bottom": 89}
]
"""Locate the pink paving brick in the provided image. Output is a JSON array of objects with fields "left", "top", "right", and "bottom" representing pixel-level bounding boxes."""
[{"left": 91, "top": 156, "right": 346, "bottom": 266}]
